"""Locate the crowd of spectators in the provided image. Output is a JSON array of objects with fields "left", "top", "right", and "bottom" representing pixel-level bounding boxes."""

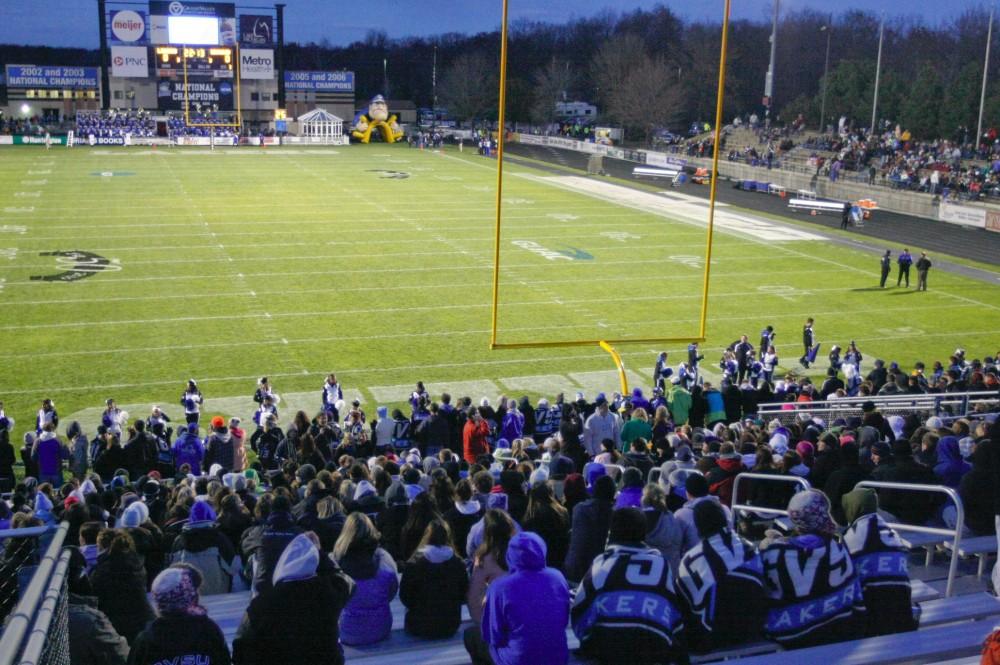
[
  {"left": 76, "top": 110, "right": 156, "bottom": 139},
  {"left": 0, "top": 116, "right": 53, "bottom": 135},
  {"left": 0, "top": 350, "right": 998, "bottom": 665}
]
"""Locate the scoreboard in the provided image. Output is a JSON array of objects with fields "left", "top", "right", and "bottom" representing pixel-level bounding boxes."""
[{"left": 154, "top": 46, "right": 234, "bottom": 78}]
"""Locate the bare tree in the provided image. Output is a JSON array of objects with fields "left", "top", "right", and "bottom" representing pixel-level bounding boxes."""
[
  {"left": 439, "top": 52, "right": 499, "bottom": 123},
  {"left": 530, "top": 59, "right": 574, "bottom": 124},
  {"left": 591, "top": 34, "right": 648, "bottom": 112},
  {"left": 607, "top": 54, "right": 683, "bottom": 143}
]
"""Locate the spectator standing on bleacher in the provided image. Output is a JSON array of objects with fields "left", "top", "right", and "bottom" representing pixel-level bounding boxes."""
[
  {"left": 871, "top": 439, "right": 941, "bottom": 524},
  {"left": 564, "top": 475, "right": 616, "bottom": 584},
  {"left": 676, "top": 500, "right": 766, "bottom": 652},
  {"left": 841, "top": 487, "right": 919, "bottom": 637},
  {"left": 974, "top": 421, "right": 1000, "bottom": 594},
  {"left": 760, "top": 490, "right": 865, "bottom": 649}
]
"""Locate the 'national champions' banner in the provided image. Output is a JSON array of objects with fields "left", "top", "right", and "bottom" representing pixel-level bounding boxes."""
[
  {"left": 111, "top": 46, "right": 150, "bottom": 78},
  {"left": 240, "top": 15, "right": 273, "bottom": 45},
  {"left": 239, "top": 49, "right": 274, "bottom": 79},
  {"left": 284, "top": 71, "right": 355, "bottom": 92},
  {"left": 5, "top": 65, "right": 99, "bottom": 89},
  {"left": 157, "top": 78, "right": 234, "bottom": 110}
]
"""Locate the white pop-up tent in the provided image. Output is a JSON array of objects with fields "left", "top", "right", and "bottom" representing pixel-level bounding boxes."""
[{"left": 295, "top": 108, "right": 346, "bottom": 144}]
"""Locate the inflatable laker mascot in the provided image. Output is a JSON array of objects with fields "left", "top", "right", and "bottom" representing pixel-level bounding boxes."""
[{"left": 352, "top": 95, "right": 404, "bottom": 143}]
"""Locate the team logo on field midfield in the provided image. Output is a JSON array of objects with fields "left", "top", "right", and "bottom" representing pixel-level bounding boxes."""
[{"left": 29, "top": 250, "right": 122, "bottom": 282}]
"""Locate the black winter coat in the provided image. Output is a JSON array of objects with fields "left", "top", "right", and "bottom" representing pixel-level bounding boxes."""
[
  {"left": 128, "top": 613, "right": 231, "bottom": 665},
  {"left": 398, "top": 551, "right": 469, "bottom": 638},
  {"left": 564, "top": 498, "right": 613, "bottom": 583},
  {"left": 89, "top": 550, "right": 155, "bottom": 644}
]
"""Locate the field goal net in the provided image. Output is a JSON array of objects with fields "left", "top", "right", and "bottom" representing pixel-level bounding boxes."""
[{"left": 586, "top": 153, "right": 605, "bottom": 175}]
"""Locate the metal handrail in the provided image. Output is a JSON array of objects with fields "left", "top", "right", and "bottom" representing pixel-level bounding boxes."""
[
  {"left": 20, "top": 549, "right": 72, "bottom": 665},
  {"left": 731, "top": 473, "right": 812, "bottom": 520},
  {"left": 856, "top": 481, "right": 963, "bottom": 598},
  {"left": 0, "top": 522, "right": 67, "bottom": 665},
  {"left": 757, "top": 390, "right": 999, "bottom": 414}
]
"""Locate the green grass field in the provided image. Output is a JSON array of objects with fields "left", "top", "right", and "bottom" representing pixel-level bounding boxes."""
[{"left": 1, "top": 143, "right": 998, "bottom": 435}]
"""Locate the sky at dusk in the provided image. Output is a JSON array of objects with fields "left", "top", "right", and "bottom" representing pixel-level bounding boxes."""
[{"left": 0, "top": 0, "right": 989, "bottom": 49}]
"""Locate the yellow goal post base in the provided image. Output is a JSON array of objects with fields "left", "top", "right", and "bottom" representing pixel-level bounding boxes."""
[{"left": 488, "top": 0, "right": 732, "bottom": 390}]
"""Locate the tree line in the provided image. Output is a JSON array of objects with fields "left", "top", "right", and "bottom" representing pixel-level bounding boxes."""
[{"left": 2, "top": 5, "right": 997, "bottom": 141}]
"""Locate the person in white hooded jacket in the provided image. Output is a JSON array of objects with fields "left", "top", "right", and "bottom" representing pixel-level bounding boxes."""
[{"left": 234, "top": 532, "right": 354, "bottom": 665}]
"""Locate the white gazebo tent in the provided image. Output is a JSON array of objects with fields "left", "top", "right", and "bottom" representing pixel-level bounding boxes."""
[{"left": 296, "top": 108, "right": 344, "bottom": 144}]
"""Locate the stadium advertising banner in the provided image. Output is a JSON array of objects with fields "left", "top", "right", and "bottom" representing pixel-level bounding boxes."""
[
  {"left": 284, "top": 70, "right": 355, "bottom": 92},
  {"left": 240, "top": 15, "right": 273, "bottom": 45},
  {"left": 157, "top": 78, "right": 233, "bottom": 109},
  {"left": 111, "top": 46, "right": 150, "bottom": 78},
  {"left": 938, "top": 200, "right": 988, "bottom": 229},
  {"left": 239, "top": 49, "right": 273, "bottom": 79},
  {"left": 148, "top": 1, "right": 235, "bottom": 18},
  {"left": 110, "top": 9, "right": 148, "bottom": 44},
  {"left": 5, "top": 65, "right": 99, "bottom": 89}
]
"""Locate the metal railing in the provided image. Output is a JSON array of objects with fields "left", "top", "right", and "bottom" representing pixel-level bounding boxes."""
[
  {"left": 0, "top": 522, "right": 69, "bottom": 665},
  {"left": 731, "top": 473, "right": 812, "bottom": 520},
  {"left": 757, "top": 390, "right": 999, "bottom": 424},
  {"left": 856, "top": 481, "right": 964, "bottom": 598}
]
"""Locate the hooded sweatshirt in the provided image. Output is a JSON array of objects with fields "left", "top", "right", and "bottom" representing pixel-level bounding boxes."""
[
  {"left": 337, "top": 545, "right": 398, "bottom": 646},
  {"left": 841, "top": 488, "right": 919, "bottom": 637},
  {"left": 483, "top": 532, "right": 570, "bottom": 665},
  {"left": 933, "top": 436, "right": 971, "bottom": 488},
  {"left": 399, "top": 544, "right": 469, "bottom": 638}
]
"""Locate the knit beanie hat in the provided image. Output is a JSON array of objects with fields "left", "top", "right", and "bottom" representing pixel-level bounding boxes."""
[
  {"left": 787, "top": 489, "right": 837, "bottom": 536},
  {"left": 151, "top": 565, "right": 206, "bottom": 617},
  {"left": 189, "top": 500, "right": 216, "bottom": 524}
]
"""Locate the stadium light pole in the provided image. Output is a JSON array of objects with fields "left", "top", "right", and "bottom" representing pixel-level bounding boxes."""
[
  {"left": 977, "top": 5, "right": 995, "bottom": 152},
  {"left": 763, "top": 0, "right": 779, "bottom": 120},
  {"left": 871, "top": 14, "right": 885, "bottom": 134},
  {"left": 432, "top": 44, "right": 437, "bottom": 130},
  {"left": 819, "top": 20, "right": 831, "bottom": 133}
]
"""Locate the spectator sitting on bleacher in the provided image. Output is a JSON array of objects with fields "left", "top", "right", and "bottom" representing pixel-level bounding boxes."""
[
  {"left": 871, "top": 439, "right": 942, "bottom": 525},
  {"left": 128, "top": 564, "right": 231, "bottom": 665},
  {"left": 332, "top": 512, "right": 398, "bottom": 646},
  {"left": 243, "top": 494, "right": 302, "bottom": 595},
  {"left": 169, "top": 500, "right": 239, "bottom": 595},
  {"left": 89, "top": 529, "right": 156, "bottom": 645},
  {"left": 233, "top": 532, "right": 354, "bottom": 665},
  {"left": 399, "top": 519, "right": 469, "bottom": 639},
  {"left": 676, "top": 499, "right": 767, "bottom": 652},
  {"left": 477, "top": 531, "right": 570, "bottom": 665},
  {"left": 841, "top": 487, "right": 920, "bottom": 637},
  {"left": 572, "top": 507, "right": 686, "bottom": 664},
  {"left": 563, "top": 474, "right": 615, "bottom": 584},
  {"left": 760, "top": 490, "right": 865, "bottom": 649}
]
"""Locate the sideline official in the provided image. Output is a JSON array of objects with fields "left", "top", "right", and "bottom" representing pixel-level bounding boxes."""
[
  {"left": 897, "top": 248, "right": 913, "bottom": 287},
  {"left": 916, "top": 252, "right": 932, "bottom": 291},
  {"left": 879, "top": 250, "right": 891, "bottom": 287}
]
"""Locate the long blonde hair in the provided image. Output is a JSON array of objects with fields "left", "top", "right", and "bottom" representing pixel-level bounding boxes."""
[{"left": 332, "top": 512, "right": 380, "bottom": 562}]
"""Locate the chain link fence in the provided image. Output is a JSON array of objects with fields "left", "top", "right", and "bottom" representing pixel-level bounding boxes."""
[{"left": 0, "top": 523, "right": 69, "bottom": 665}]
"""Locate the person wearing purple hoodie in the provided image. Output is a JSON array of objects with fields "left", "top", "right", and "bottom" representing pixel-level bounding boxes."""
[
  {"left": 172, "top": 423, "right": 205, "bottom": 477},
  {"left": 500, "top": 400, "right": 524, "bottom": 443},
  {"left": 614, "top": 467, "right": 644, "bottom": 509},
  {"left": 32, "top": 423, "right": 69, "bottom": 486},
  {"left": 473, "top": 531, "right": 569, "bottom": 665},
  {"left": 933, "top": 435, "right": 971, "bottom": 488}
]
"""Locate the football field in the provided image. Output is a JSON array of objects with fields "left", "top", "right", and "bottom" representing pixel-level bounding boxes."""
[{"left": 1, "top": 143, "right": 998, "bottom": 432}]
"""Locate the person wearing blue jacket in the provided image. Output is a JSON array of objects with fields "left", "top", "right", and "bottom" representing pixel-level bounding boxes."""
[{"left": 473, "top": 531, "right": 570, "bottom": 665}]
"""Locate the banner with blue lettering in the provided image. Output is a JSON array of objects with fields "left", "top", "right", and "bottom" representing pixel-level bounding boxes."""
[
  {"left": 284, "top": 71, "right": 355, "bottom": 93},
  {"left": 5, "top": 66, "right": 99, "bottom": 89}
]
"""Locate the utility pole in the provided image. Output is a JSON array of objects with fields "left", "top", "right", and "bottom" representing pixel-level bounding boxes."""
[
  {"left": 763, "top": 0, "right": 779, "bottom": 121},
  {"left": 977, "top": 5, "right": 995, "bottom": 151},
  {"left": 871, "top": 15, "right": 885, "bottom": 134},
  {"left": 432, "top": 44, "right": 437, "bottom": 130},
  {"left": 819, "top": 19, "right": 832, "bottom": 133}
]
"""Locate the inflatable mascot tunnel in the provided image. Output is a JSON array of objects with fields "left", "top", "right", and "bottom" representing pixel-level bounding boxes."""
[{"left": 352, "top": 95, "right": 404, "bottom": 143}]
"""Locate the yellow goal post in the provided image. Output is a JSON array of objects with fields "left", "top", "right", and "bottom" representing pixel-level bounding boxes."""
[
  {"left": 181, "top": 44, "right": 243, "bottom": 129},
  {"left": 487, "top": 0, "right": 734, "bottom": 393}
]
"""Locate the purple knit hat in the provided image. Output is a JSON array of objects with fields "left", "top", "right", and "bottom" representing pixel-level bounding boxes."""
[{"left": 151, "top": 565, "right": 206, "bottom": 616}]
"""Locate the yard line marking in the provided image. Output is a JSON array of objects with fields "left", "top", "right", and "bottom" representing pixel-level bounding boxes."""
[
  {"left": 0, "top": 301, "right": 978, "bottom": 333},
  {"left": 8, "top": 326, "right": 999, "bottom": 363}
]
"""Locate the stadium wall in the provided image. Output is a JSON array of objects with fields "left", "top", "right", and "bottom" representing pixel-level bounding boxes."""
[{"left": 510, "top": 133, "right": 1000, "bottom": 231}]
